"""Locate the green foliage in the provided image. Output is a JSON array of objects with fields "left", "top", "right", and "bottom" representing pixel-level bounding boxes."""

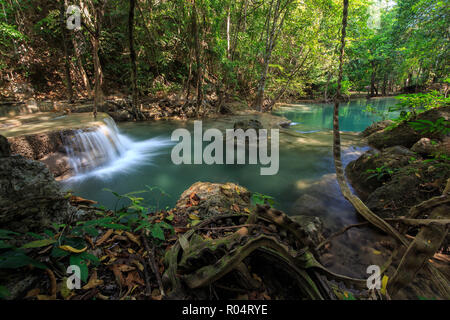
[
  {"left": 0, "top": 187, "right": 174, "bottom": 286},
  {"left": 102, "top": 186, "right": 173, "bottom": 240},
  {"left": 365, "top": 166, "right": 396, "bottom": 181},
  {"left": 251, "top": 192, "right": 276, "bottom": 207},
  {"left": 0, "top": 285, "right": 10, "bottom": 299},
  {"left": 408, "top": 117, "right": 450, "bottom": 135}
]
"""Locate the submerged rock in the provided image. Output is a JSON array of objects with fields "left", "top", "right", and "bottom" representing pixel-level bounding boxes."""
[{"left": 233, "top": 119, "right": 263, "bottom": 131}]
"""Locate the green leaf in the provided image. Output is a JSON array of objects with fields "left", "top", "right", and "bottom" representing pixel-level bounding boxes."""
[
  {"left": 70, "top": 255, "right": 88, "bottom": 283},
  {"left": 50, "top": 246, "right": 70, "bottom": 258},
  {"left": 0, "top": 285, "right": 10, "bottom": 299},
  {"left": 103, "top": 223, "right": 130, "bottom": 231},
  {"left": 0, "top": 229, "right": 20, "bottom": 240},
  {"left": 21, "top": 238, "right": 56, "bottom": 249},
  {"left": 0, "top": 250, "right": 46, "bottom": 269},
  {"left": 151, "top": 224, "right": 165, "bottom": 241},
  {"left": 0, "top": 240, "right": 13, "bottom": 249},
  {"left": 79, "top": 252, "right": 100, "bottom": 266},
  {"left": 26, "top": 232, "right": 45, "bottom": 240}
]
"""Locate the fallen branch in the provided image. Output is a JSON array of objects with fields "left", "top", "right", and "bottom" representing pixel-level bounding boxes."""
[
  {"left": 316, "top": 222, "right": 369, "bottom": 251},
  {"left": 141, "top": 232, "right": 165, "bottom": 297}
]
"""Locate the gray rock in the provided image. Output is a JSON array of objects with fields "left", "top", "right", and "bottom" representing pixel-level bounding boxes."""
[
  {"left": 233, "top": 119, "right": 263, "bottom": 131},
  {"left": 0, "top": 155, "right": 73, "bottom": 233},
  {"left": 290, "top": 215, "right": 325, "bottom": 247},
  {"left": 411, "top": 138, "right": 439, "bottom": 155},
  {"left": 361, "top": 120, "right": 394, "bottom": 137}
]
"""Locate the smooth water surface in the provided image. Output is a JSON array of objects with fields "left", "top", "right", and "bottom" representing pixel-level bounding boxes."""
[
  {"left": 273, "top": 97, "right": 399, "bottom": 132},
  {"left": 62, "top": 97, "right": 399, "bottom": 229}
]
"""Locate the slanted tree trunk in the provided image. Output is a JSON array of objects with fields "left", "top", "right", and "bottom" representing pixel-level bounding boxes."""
[{"left": 60, "top": 1, "right": 74, "bottom": 103}]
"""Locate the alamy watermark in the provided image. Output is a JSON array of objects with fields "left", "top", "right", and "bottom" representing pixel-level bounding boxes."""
[
  {"left": 170, "top": 121, "right": 279, "bottom": 176},
  {"left": 66, "top": 5, "right": 81, "bottom": 30}
]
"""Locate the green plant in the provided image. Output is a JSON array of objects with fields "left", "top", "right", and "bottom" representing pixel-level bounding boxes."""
[
  {"left": 365, "top": 166, "right": 396, "bottom": 181},
  {"left": 408, "top": 117, "right": 450, "bottom": 135},
  {"left": 363, "top": 105, "right": 388, "bottom": 121},
  {"left": 251, "top": 192, "right": 276, "bottom": 207},
  {"left": 102, "top": 188, "right": 174, "bottom": 241}
]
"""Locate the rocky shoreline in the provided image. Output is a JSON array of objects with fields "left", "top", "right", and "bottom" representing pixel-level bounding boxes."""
[{"left": 346, "top": 105, "right": 450, "bottom": 219}]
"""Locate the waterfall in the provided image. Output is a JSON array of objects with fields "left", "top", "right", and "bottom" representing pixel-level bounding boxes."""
[{"left": 63, "top": 117, "right": 171, "bottom": 179}]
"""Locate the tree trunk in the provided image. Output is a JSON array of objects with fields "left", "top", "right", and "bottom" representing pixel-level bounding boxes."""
[
  {"left": 226, "top": 6, "right": 231, "bottom": 59},
  {"left": 72, "top": 32, "right": 92, "bottom": 97},
  {"left": 128, "top": 0, "right": 142, "bottom": 120},
  {"left": 370, "top": 61, "right": 376, "bottom": 97},
  {"left": 92, "top": 5, "right": 104, "bottom": 118},
  {"left": 324, "top": 72, "right": 332, "bottom": 102},
  {"left": 192, "top": 0, "right": 203, "bottom": 111},
  {"left": 60, "top": 1, "right": 74, "bottom": 103},
  {"left": 382, "top": 73, "right": 388, "bottom": 96}
]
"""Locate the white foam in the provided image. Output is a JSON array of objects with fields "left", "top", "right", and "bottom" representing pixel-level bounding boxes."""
[{"left": 64, "top": 117, "right": 172, "bottom": 181}]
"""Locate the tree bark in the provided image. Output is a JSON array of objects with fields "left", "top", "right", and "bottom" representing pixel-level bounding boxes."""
[
  {"left": 60, "top": 1, "right": 74, "bottom": 103},
  {"left": 192, "top": 0, "right": 203, "bottom": 111},
  {"left": 254, "top": 0, "right": 291, "bottom": 112},
  {"left": 128, "top": 0, "right": 142, "bottom": 120}
]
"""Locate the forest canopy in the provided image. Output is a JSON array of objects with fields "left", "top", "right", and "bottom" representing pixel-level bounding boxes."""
[{"left": 0, "top": 0, "right": 449, "bottom": 106}]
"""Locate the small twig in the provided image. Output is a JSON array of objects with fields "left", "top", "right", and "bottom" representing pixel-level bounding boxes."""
[
  {"left": 46, "top": 268, "right": 57, "bottom": 299},
  {"left": 316, "top": 222, "right": 369, "bottom": 251},
  {"left": 197, "top": 224, "right": 259, "bottom": 231},
  {"left": 141, "top": 232, "right": 165, "bottom": 297}
]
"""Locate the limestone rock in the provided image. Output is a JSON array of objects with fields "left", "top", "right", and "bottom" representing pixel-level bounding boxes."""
[
  {"left": 175, "top": 182, "right": 251, "bottom": 219},
  {"left": 361, "top": 120, "right": 394, "bottom": 137},
  {"left": 411, "top": 138, "right": 440, "bottom": 155},
  {"left": 0, "top": 155, "right": 72, "bottom": 233}
]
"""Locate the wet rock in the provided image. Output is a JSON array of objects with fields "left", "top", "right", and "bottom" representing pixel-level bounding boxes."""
[
  {"left": 361, "top": 120, "right": 394, "bottom": 137},
  {"left": 290, "top": 215, "right": 325, "bottom": 247},
  {"left": 367, "top": 106, "right": 450, "bottom": 149},
  {"left": 367, "top": 121, "right": 421, "bottom": 149},
  {"left": 7, "top": 130, "right": 72, "bottom": 160},
  {"left": 233, "top": 119, "right": 263, "bottom": 131},
  {"left": 411, "top": 138, "right": 440, "bottom": 155},
  {"left": 346, "top": 146, "right": 415, "bottom": 199},
  {"left": 278, "top": 120, "right": 292, "bottom": 128},
  {"left": 175, "top": 182, "right": 251, "bottom": 219},
  {"left": 107, "top": 109, "right": 132, "bottom": 122}
]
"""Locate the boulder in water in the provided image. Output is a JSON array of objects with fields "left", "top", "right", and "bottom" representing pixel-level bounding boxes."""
[{"left": 175, "top": 182, "right": 251, "bottom": 219}]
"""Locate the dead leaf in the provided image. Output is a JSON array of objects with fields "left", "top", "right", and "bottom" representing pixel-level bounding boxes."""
[
  {"left": 25, "top": 288, "right": 40, "bottom": 298},
  {"left": 70, "top": 196, "right": 97, "bottom": 206},
  {"left": 125, "top": 232, "right": 141, "bottom": 246},
  {"left": 82, "top": 270, "right": 104, "bottom": 290},
  {"left": 59, "top": 245, "right": 87, "bottom": 253},
  {"left": 96, "top": 229, "right": 114, "bottom": 246}
]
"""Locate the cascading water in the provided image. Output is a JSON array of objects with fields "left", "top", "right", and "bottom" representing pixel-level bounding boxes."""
[{"left": 63, "top": 117, "right": 171, "bottom": 180}]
